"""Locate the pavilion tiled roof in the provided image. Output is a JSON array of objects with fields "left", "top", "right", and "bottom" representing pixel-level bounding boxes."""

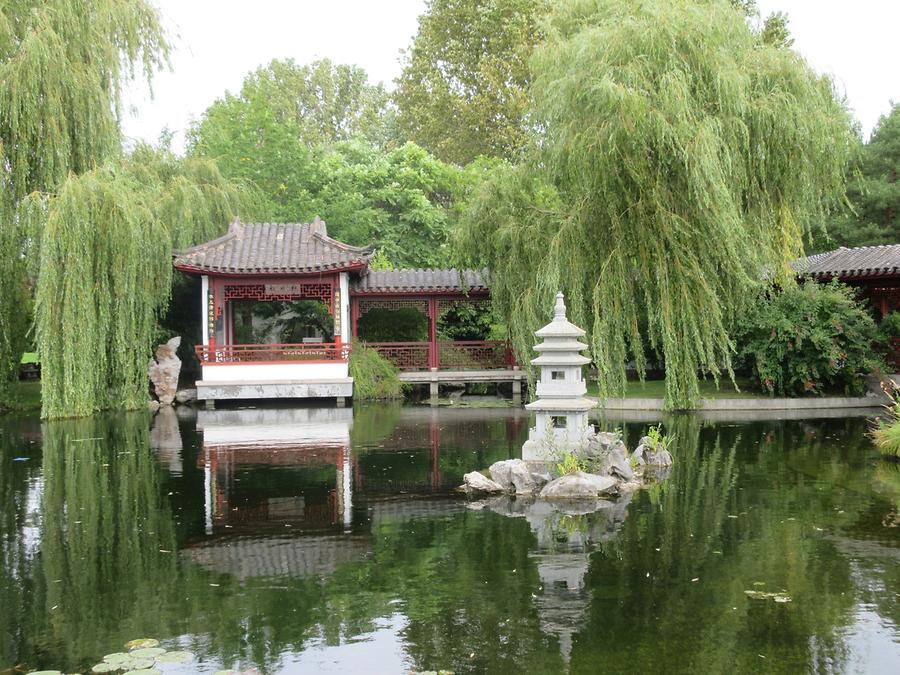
[
  {"left": 352, "top": 268, "right": 489, "bottom": 294},
  {"left": 173, "top": 218, "right": 373, "bottom": 275},
  {"left": 795, "top": 245, "right": 900, "bottom": 280}
]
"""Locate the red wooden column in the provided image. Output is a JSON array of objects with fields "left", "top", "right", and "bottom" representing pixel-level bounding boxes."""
[
  {"left": 428, "top": 296, "right": 438, "bottom": 369},
  {"left": 350, "top": 295, "right": 360, "bottom": 342}
]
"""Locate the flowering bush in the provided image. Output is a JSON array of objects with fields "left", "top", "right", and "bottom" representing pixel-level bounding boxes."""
[{"left": 735, "top": 281, "right": 881, "bottom": 396}]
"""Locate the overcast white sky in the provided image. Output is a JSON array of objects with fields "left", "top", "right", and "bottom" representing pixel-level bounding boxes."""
[{"left": 122, "top": 0, "right": 900, "bottom": 153}]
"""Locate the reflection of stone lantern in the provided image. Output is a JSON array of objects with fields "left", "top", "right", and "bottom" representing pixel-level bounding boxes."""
[{"left": 522, "top": 292, "right": 597, "bottom": 462}]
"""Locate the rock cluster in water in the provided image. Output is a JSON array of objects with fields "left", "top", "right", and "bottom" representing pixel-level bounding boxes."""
[{"left": 463, "top": 431, "right": 673, "bottom": 501}]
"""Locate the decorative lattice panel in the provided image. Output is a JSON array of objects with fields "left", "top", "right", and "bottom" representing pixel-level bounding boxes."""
[
  {"left": 356, "top": 297, "right": 429, "bottom": 317},
  {"left": 366, "top": 343, "right": 431, "bottom": 370},
  {"left": 224, "top": 282, "right": 334, "bottom": 314}
]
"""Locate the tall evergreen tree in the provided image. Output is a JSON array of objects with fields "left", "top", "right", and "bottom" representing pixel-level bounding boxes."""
[{"left": 826, "top": 104, "right": 900, "bottom": 249}]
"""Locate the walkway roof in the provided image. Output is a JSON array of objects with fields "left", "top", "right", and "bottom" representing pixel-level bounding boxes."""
[{"left": 796, "top": 244, "right": 900, "bottom": 280}]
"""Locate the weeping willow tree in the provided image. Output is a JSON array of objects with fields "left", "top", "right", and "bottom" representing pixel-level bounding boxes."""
[
  {"left": 33, "top": 144, "right": 259, "bottom": 419},
  {"left": 455, "top": 0, "right": 856, "bottom": 408},
  {"left": 0, "top": 0, "right": 169, "bottom": 405}
]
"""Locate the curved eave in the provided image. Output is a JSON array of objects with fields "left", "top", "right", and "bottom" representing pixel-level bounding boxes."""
[
  {"left": 804, "top": 270, "right": 900, "bottom": 282},
  {"left": 173, "top": 261, "right": 370, "bottom": 277}
]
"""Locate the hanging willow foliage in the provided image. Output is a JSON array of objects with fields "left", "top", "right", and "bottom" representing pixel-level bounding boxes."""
[
  {"left": 0, "top": 0, "right": 169, "bottom": 402},
  {"left": 34, "top": 147, "right": 260, "bottom": 419},
  {"left": 455, "top": 0, "right": 856, "bottom": 408}
]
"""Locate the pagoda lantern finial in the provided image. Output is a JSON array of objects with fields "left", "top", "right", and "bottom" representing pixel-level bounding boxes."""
[{"left": 554, "top": 291, "right": 566, "bottom": 320}]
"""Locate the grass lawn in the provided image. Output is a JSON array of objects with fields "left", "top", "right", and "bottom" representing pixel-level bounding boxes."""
[
  {"left": 2, "top": 380, "right": 42, "bottom": 412},
  {"left": 586, "top": 376, "right": 767, "bottom": 400}
]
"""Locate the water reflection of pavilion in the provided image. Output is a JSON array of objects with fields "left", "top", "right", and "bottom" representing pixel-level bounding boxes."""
[
  {"left": 196, "top": 407, "right": 356, "bottom": 533},
  {"left": 176, "top": 406, "right": 527, "bottom": 580}
]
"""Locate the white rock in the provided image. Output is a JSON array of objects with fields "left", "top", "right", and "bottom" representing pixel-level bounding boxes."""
[
  {"left": 539, "top": 472, "right": 619, "bottom": 499},
  {"left": 646, "top": 448, "right": 673, "bottom": 467},
  {"left": 489, "top": 459, "right": 548, "bottom": 494},
  {"left": 463, "top": 471, "right": 505, "bottom": 494},
  {"left": 148, "top": 336, "right": 181, "bottom": 406}
]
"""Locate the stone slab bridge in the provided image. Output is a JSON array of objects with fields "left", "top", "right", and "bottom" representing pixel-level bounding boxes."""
[{"left": 174, "top": 218, "right": 524, "bottom": 405}]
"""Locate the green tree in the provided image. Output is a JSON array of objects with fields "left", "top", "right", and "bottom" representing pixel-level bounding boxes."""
[
  {"left": 456, "top": 0, "right": 855, "bottom": 408},
  {"left": 394, "top": 0, "right": 548, "bottom": 165},
  {"left": 312, "top": 140, "right": 464, "bottom": 267},
  {"left": 0, "top": 0, "right": 169, "bottom": 407},
  {"left": 826, "top": 104, "right": 900, "bottom": 248},
  {"left": 190, "top": 58, "right": 392, "bottom": 154},
  {"left": 32, "top": 144, "right": 258, "bottom": 419}
]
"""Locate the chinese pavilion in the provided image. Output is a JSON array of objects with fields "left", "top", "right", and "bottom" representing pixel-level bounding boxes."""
[{"left": 174, "top": 218, "right": 520, "bottom": 404}]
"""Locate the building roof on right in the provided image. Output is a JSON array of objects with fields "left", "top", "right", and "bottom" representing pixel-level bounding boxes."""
[{"left": 795, "top": 244, "right": 900, "bottom": 280}]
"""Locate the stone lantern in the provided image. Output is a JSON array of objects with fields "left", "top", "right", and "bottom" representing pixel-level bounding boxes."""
[{"left": 522, "top": 292, "right": 597, "bottom": 462}]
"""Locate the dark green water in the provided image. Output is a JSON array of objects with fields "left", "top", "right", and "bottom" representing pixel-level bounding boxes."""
[{"left": 1, "top": 404, "right": 898, "bottom": 674}]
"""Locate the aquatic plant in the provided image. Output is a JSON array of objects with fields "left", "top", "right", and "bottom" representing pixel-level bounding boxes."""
[
  {"left": 555, "top": 452, "right": 587, "bottom": 477},
  {"left": 646, "top": 425, "right": 673, "bottom": 453},
  {"left": 871, "top": 383, "right": 900, "bottom": 459},
  {"left": 349, "top": 342, "right": 404, "bottom": 400}
]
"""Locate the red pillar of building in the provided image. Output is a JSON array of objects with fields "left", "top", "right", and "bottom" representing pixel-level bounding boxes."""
[{"left": 428, "top": 296, "right": 438, "bottom": 369}]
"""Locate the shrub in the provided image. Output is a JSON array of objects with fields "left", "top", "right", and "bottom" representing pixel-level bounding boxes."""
[
  {"left": 349, "top": 342, "right": 404, "bottom": 400},
  {"left": 872, "top": 383, "right": 900, "bottom": 459},
  {"left": 735, "top": 281, "right": 881, "bottom": 396},
  {"left": 879, "top": 311, "right": 900, "bottom": 340}
]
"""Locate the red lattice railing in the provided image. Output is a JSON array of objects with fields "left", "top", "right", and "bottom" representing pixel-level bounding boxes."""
[
  {"left": 438, "top": 341, "right": 514, "bottom": 370},
  {"left": 363, "top": 342, "right": 431, "bottom": 370},
  {"left": 365, "top": 340, "right": 514, "bottom": 371},
  {"left": 196, "top": 343, "right": 349, "bottom": 364}
]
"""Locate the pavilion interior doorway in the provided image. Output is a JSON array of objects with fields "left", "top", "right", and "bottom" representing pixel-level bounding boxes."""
[{"left": 231, "top": 299, "right": 334, "bottom": 345}]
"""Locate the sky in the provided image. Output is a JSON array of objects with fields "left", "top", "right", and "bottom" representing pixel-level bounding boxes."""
[{"left": 122, "top": 0, "right": 900, "bottom": 153}]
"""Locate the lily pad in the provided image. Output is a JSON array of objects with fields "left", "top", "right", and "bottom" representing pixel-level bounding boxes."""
[
  {"left": 154, "top": 651, "right": 193, "bottom": 664},
  {"left": 125, "top": 639, "right": 160, "bottom": 651},
  {"left": 129, "top": 648, "right": 165, "bottom": 659},
  {"left": 123, "top": 659, "right": 155, "bottom": 670},
  {"left": 744, "top": 590, "right": 792, "bottom": 603},
  {"left": 103, "top": 653, "right": 131, "bottom": 664},
  {"left": 91, "top": 664, "right": 117, "bottom": 673},
  {"left": 28, "top": 671, "right": 63, "bottom": 675}
]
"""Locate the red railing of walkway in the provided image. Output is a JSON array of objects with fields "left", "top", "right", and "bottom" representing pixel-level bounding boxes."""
[
  {"left": 364, "top": 340, "right": 515, "bottom": 371},
  {"left": 195, "top": 342, "right": 349, "bottom": 364}
]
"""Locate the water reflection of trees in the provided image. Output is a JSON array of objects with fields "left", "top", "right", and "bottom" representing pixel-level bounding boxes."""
[
  {"left": 4, "top": 408, "right": 894, "bottom": 674},
  {"left": 571, "top": 416, "right": 883, "bottom": 674},
  {"left": 27, "top": 414, "right": 181, "bottom": 670},
  {"left": 0, "top": 415, "right": 42, "bottom": 667}
]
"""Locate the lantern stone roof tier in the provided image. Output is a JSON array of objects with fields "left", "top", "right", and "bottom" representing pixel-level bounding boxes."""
[
  {"left": 525, "top": 397, "right": 597, "bottom": 412},
  {"left": 531, "top": 353, "right": 592, "bottom": 367},
  {"left": 173, "top": 217, "right": 373, "bottom": 275},
  {"left": 353, "top": 268, "right": 489, "bottom": 294},
  {"left": 533, "top": 339, "right": 590, "bottom": 353}
]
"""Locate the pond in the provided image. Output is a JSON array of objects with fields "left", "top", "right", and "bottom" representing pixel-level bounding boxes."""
[{"left": 1, "top": 404, "right": 898, "bottom": 674}]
